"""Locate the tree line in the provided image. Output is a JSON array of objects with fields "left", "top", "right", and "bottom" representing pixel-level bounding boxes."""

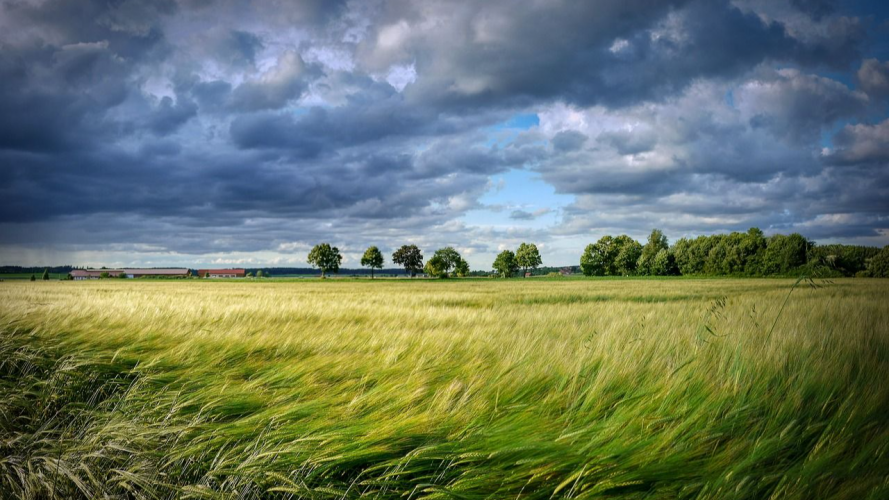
[
  {"left": 581, "top": 228, "right": 889, "bottom": 278},
  {"left": 306, "top": 243, "right": 544, "bottom": 278},
  {"left": 306, "top": 229, "right": 889, "bottom": 279}
]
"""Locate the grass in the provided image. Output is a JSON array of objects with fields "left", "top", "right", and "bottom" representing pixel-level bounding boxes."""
[
  {"left": 1, "top": 278, "right": 888, "bottom": 499},
  {"left": 0, "top": 273, "right": 69, "bottom": 280}
]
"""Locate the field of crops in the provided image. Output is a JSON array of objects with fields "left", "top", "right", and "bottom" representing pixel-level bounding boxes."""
[{"left": 1, "top": 278, "right": 888, "bottom": 499}]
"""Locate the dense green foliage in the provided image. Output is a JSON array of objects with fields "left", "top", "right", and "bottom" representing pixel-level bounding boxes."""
[
  {"left": 588, "top": 227, "right": 885, "bottom": 278},
  {"left": 423, "top": 255, "right": 448, "bottom": 278},
  {"left": 580, "top": 235, "right": 643, "bottom": 276},
  {"left": 869, "top": 246, "right": 889, "bottom": 278},
  {"left": 360, "top": 246, "right": 385, "bottom": 279},
  {"left": 306, "top": 243, "right": 343, "bottom": 278},
  {"left": 493, "top": 250, "right": 519, "bottom": 277},
  {"left": 423, "top": 247, "right": 470, "bottom": 279},
  {"left": 453, "top": 257, "right": 470, "bottom": 277},
  {"left": 392, "top": 244, "right": 424, "bottom": 277},
  {"left": 636, "top": 230, "right": 669, "bottom": 275},
  {"left": 515, "top": 243, "right": 543, "bottom": 277},
  {"left": 0, "top": 279, "right": 887, "bottom": 498},
  {"left": 809, "top": 244, "right": 882, "bottom": 276}
]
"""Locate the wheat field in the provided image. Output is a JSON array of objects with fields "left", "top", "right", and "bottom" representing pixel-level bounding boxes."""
[{"left": 1, "top": 278, "right": 888, "bottom": 499}]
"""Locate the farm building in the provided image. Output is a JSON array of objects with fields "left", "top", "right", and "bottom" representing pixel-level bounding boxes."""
[
  {"left": 70, "top": 269, "right": 189, "bottom": 280},
  {"left": 70, "top": 269, "right": 123, "bottom": 280},
  {"left": 197, "top": 269, "right": 246, "bottom": 278},
  {"left": 124, "top": 269, "right": 190, "bottom": 278}
]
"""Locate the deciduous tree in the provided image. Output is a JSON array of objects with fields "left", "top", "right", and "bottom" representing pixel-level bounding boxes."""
[
  {"left": 581, "top": 235, "right": 641, "bottom": 276},
  {"left": 360, "top": 246, "right": 385, "bottom": 279},
  {"left": 392, "top": 245, "right": 424, "bottom": 277},
  {"left": 493, "top": 250, "right": 518, "bottom": 278},
  {"left": 867, "top": 246, "right": 889, "bottom": 278},
  {"left": 454, "top": 258, "right": 470, "bottom": 277},
  {"left": 433, "top": 247, "right": 461, "bottom": 274},
  {"left": 515, "top": 243, "right": 542, "bottom": 277},
  {"left": 637, "top": 229, "right": 668, "bottom": 275},
  {"left": 307, "top": 243, "right": 343, "bottom": 278},
  {"left": 424, "top": 255, "right": 448, "bottom": 278}
]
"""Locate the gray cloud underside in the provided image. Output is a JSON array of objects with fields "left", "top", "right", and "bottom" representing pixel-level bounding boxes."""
[{"left": 0, "top": 0, "right": 887, "bottom": 266}]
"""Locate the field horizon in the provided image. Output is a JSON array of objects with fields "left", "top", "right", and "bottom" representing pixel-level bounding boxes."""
[{"left": 2, "top": 278, "right": 887, "bottom": 498}]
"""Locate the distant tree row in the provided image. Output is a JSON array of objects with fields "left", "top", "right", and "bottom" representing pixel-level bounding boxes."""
[
  {"left": 304, "top": 235, "right": 889, "bottom": 279},
  {"left": 307, "top": 242, "right": 543, "bottom": 279},
  {"left": 581, "top": 228, "right": 889, "bottom": 278}
]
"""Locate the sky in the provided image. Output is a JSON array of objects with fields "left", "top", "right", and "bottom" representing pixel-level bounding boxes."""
[{"left": 1, "top": 0, "right": 888, "bottom": 269}]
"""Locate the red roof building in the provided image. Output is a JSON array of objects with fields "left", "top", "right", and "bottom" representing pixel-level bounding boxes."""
[{"left": 197, "top": 269, "right": 246, "bottom": 278}]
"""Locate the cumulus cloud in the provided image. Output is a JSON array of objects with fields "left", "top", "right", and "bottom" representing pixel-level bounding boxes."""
[
  {"left": 734, "top": 68, "right": 869, "bottom": 142},
  {"left": 827, "top": 119, "right": 889, "bottom": 165},
  {"left": 857, "top": 58, "right": 889, "bottom": 99},
  {"left": 0, "top": 0, "right": 886, "bottom": 267}
]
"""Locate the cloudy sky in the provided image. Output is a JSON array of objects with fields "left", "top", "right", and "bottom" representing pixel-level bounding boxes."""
[{"left": 1, "top": 0, "right": 888, "bottom": 269}]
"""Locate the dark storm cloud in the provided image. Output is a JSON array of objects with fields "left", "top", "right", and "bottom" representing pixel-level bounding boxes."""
[
  {"left": 372, "top": 0, "right": 864, "bottom": 110},
  {"left": 828, "top": 119, "right": 889, "bottom": 165},
  {"left": 736, "top": 69, "right": 869, "bottom": 143},
  {"left": 0, "top": 0, "right": 886, "bottom": 265},
  {"left": 857, "top": 59, "right": 889, "bottom": 99},
  {"left": 551, "top": 131, "right": 588, "bottom": 153},
  {"left": 147, "top": 95, "right": 198, "bottom": 135}
]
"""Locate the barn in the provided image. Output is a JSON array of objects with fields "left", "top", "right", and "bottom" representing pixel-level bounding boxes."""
[
  {"left": 197, "top": 269, "right": 246, "bottom": 278},
  {"left": 70, "top": 269, "right": 123, "bottom": 280},
  {"left": 124, "top": 269, "right": 190, "bottom": 278}
]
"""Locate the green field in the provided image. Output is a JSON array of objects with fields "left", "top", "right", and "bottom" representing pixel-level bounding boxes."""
[
  {"left": 0, "top": 273, "right": 69, "bottom": 280},
  {"left": 1, "top": 279, "right": 888, "bottom": 498}
]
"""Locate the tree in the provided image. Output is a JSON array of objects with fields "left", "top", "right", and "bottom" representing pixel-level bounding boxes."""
[
  {"left": 515, "top": 243, "right": 542, "bottom": 277},
  {"left": 360, "top": 246, "right": 385, "bottom": 279},
  {"left": 493, "top": 250, "right": 518, "bottom": 278},
  {"left": 100, "top": 271, "right": 110, "bottom": 279},
  {"left": 30, "top": 274, "right": 36, "bottom": 281},
  {"left": 392, "top": 245, "right": 424, "bottom": 277},
  {"left": 256, "top": 270, "right": 264, "bottom": 278},
  {"left": 246, "top": 272, "right": 254, "bottom": 278},
  {"left": 432, "top": 247, "right": 462, "bottom": 276},
  {"left": 651, "top": 249, "right": 679, "bottom": 276},
  {"left": 637, "top": 229, "right": 669, "bottom": 275},
  {"left": 424, "top": 255, "right": 448, "bottom": 278},
  {"left": 118, "top": 272, "right": 128, "bottom": 279},
  {"left": 763, "top": 233, "right": 809, "bottom": 275},
  {"left": 581, "top": 236, "right": 615, "bottom": 276},
  {"left": 454, "top": 257, "right": 470, "bottom": 277},
  {"left": 673, "top": 235, "right": 718, "bottom": 275},
  {"left": 613, "top": 235, "right": 642, "bottom": 275},
  {"left": 42, "top": 269, "right": 50, "bottom": 280},
  {"left": 810, "top": 244, "right": 881, "bottom": 276},
  {"left": 307, "top": 243, "right": 343, "bottom": 278},
  {"left": 204, "top": 272, "right": 210, "bottom": 278},
  {"left": 868, "top": 246, "right": 889, "bottom": 278},
  {"left": 580, "top": 235, "right": 641, "bottom": 276}
]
